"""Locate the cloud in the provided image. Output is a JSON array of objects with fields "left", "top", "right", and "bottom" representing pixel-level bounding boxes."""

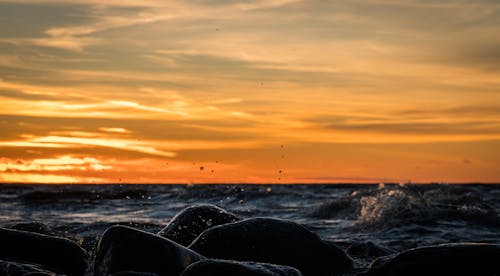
[
  {"left": 321, "top": 121, "right": 500, "bottom": 135},
  {"left": 0, "top": 156, "right": 111, "bottom": 173},
  {"left": 1, "top": 0, "right": 500, "bottom": 183},
  {"left": 397, "top": 105, "right": 500, "bottom": 118},
  {"left": 98, "top": 127, "right": 131, "bottom": 133},
  {"left": 308, "top": 104, "right": 500, "bottom": 138},
  {"left": 32, "top": 36, "right": 100, "bottom": 51},
  {"left": 0, "top": 88, "right": 57, "bottom": 100}
]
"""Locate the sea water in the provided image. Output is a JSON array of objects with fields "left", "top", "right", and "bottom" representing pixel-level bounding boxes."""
[{"left": 1, "top": 183, "right": 499, "bottom": 270}]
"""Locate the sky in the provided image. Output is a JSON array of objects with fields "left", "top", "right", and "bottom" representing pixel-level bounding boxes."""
[{"left": 1, "top": 0, "right": 500, "bottom": 183}]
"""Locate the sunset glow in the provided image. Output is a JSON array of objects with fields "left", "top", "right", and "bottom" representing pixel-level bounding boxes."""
[{"left": 1, "top": 0, "right": 500, "bottom": 183}]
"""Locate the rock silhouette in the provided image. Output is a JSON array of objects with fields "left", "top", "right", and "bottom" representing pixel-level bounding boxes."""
[
  {"left": 94, "top": 225, "right": 204, "bottom": 276},
  {"left": 158, "top": 204, "right": 239, "bottom": 246},
  {"left": 189, "top": 218, "right": 353, "bottom": 276},
  {"left": 182, "top": 259, "right": 303, "bottom": 276},
  {"left": 361, "top": 243, "right": 500, "bottom": 276},
  {"left": 0, "top": 227, "right": 87, "bottom": 276}
]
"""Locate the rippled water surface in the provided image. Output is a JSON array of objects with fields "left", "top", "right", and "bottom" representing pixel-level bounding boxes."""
[{"left": 1, "top": 184, "right": 499, "bottom": 269}]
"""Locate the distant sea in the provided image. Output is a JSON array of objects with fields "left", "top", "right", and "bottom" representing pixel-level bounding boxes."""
[{"left": 1, "top": 183, "right": 499, "bottom": 270}]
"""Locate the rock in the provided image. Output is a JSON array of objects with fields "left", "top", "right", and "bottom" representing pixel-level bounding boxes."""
[
  {"left": 8, "top": 222, "right": 55, "bottom": 236},
  {"left": 0, "top": 227, "right": 87, "bottom": 276},
  {"left": 182, "top": 259, "right": 303, "bottom": 276},
  {"left": 158, "top": 204, "right": 239, "bottom": 246},
  {"left": 94, "top": 225, "right": 204, "bottom": 276},
  {"left": 189, "top": 218, "right": 353, "bottom": 276},
  {"left": 361, "top": 243, "right": 500, "bottom": 276},
  {"left": 0, "top": 260, "right": 59, "bottom": 276},
  {"left": 346, "top": 241, "right": 395, "bottom": 258}
]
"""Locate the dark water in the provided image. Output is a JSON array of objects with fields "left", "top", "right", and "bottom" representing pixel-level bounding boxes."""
[{"left": 1, "top": 184, "right": 499, "bottom": 270}]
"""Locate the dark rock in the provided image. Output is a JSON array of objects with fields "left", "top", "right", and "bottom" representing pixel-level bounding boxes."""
[
  {"left": 158, "top": 204, "right": 239, "bottom": 246},
  {"left": 346, "top": 241, "right": 395, "bottom": 258},
  {"left": 0, "top": 260, "right": 58, "bottom": 276},
  {"left": 8, "top": 222, "right": 55, "bottom": 236},
  {"left": 0, "top": 227, "right": 87, "bottom": 276},
  {"left": 94, "top": 225, "right": 204, "bottom": 276},
  {"left": 361, "top": 243, "right": 500, "bottom": 276},
  {"left": 189, "top": 218, "right": 353, "bottom": 276},
  {"left": 182, "top": 259, "right": 303, "bottom": 276}
]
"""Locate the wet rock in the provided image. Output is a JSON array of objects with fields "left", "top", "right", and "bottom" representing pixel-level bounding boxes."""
[
  {"left": 95, "top": 225, "right": 204, "bottom": 276},
  {"left": 361, "top": 243, "right": 500, "bottom": 276},
  {"left": 0, "top": 227, "right": 87, "bottom": 276},
  {"left": 8, "top": 222, "right": 55, "bottom": 236},
  {"left": 346, "top": 241, "right": 395, "bottom": 258},
  {"left": 0, "top": 260, "right": 59, "bottom": 276},
  {"left": 189, "top": 218, "right": 353, "bottom": 276},
  {"left": 158, "top": 204, "right": 239, "bottom": 246},
  {"left": 182, "top": 259, "right": 303, "bottom": 276}
]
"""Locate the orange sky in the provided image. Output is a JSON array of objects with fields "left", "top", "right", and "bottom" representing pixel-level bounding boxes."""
[{"left": 1, "top": 0, "right": 500, "bottom": 183}]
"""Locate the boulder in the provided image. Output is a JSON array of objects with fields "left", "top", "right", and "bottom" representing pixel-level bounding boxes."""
[
  {"left": 0, "top": 227, "right": 87, "bottom": 276},
  {"left": 158, "top": 204, "right": 239, "bottom": 246},
  {"left": 0, "top": 260, "right": 59, "bottom": 276},
  {"left": 94, "top": 225, "right": 204, "bottom": 276},
  {"left": 361, "top": 243, "right": 500, "bottom": 276},
  {"left": 189, "top": 218, "right": 353, "bottom": 276},
  {"left": 182, "top": 259, "right": 303, "bottom": 276}
]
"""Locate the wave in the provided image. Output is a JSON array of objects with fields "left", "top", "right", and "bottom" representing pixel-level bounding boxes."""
[{"left": 310, "top": 184, "right": 500, "bottom": 230}]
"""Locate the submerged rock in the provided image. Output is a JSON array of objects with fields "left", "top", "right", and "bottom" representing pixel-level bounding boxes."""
[
  {"left": 189, "top": 218, "right": 353, "bottom": 276},
  {"left": 181, "top": 259, "right": 303, "bottom": 276},
  {"left": 8, "top": 222, "right": 55, "bottom": 236},
  {"left": 0, "top": 227, "right": 87, "bottom": 276},
  {"left": 94, "top": 225, "right": 204, "bottom": 276},
  {"left": 0, "top": 260, "right": 59, "bottom": 276},
  {"left": 362, "top": 243, "right": 500, "bottom": 276},
  {"left": 158, "top": 204, "right": 239, "bottom": 246}
]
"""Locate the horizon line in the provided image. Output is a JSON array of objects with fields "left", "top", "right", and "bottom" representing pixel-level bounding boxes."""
[{"left": 1, "top": 182, "right": 499, "bottom": 185}]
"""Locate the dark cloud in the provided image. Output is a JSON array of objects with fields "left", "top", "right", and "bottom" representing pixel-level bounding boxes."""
[
  {"left": 0, "top": 114, "right": 257, "bottom": 142},
  {"left": 310, "top": 109, "right": 500, "bottom": 135},
  {"left": 323, "top": 121, "right": 500, "bottom": 135},
  {"left": 0, "top": 3, "right": 94, "bottom": 38},
  {"left": 397, "top": 105, "right": 500, "bottom": 117},
  {"left": 0, "top": 87, "right": 89, "bottom": 103},
  {"left": 0, "top": 88, "right": 56, "bottom": 100},
  {"left": 443, "top": 42, "right": 500, "bottom": 71}
]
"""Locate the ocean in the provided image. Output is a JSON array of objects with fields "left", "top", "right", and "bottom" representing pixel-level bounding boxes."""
[{"left": 1, "top": 183, "right": 499, "bottom": 272}]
